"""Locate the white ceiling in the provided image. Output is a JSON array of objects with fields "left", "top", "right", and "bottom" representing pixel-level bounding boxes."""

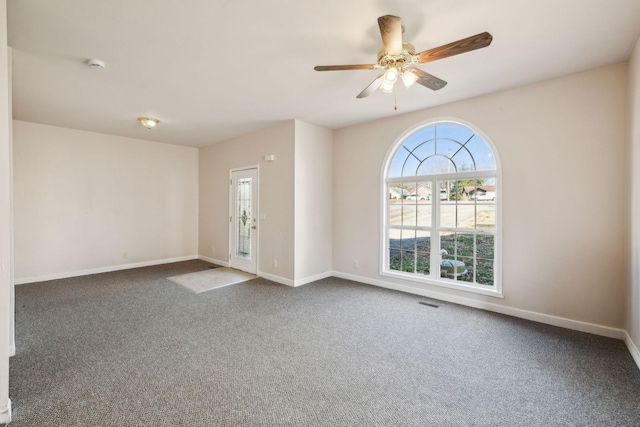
[{"left": 7, "top": 0, "right": 640, "bottom": 148}]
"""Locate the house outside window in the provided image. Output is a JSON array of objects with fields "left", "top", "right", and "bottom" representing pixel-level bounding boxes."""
[{"left": 382, "top": 120, "right": 501, "bottom": 297}]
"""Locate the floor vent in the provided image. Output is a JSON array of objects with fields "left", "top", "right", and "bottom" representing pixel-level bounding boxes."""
[{"left": 418, "top": 301, "right": 439, "bottom": 308}]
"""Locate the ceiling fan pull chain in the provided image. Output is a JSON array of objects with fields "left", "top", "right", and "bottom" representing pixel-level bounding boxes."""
[{"left": 394, "top": 94, "right": 398, "bottom": 111}]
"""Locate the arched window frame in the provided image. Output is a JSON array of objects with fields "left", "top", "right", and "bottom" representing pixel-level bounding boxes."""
[{"left": 380, "top": 118, "right": 503, "bottom": 297}]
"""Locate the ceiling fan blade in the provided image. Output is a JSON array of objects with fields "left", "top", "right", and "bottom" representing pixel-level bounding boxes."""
[
  {"left": 416, "top": 32, "right": 493, "bottom": 64},
  {"left": 314, "top": 64, "right": 377, "bottom": 71},
  {"left": 356, "top": 74, "right": 384, "bottom": 98},
  {"left": 378, "top": 15, "right": 403, "bottom": 55},
  {"left": 407, "top": 68, "right": 447, "bottom": 91}
]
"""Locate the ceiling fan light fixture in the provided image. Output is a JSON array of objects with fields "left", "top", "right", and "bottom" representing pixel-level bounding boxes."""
[
  {"left": 138, "top": 117, "right": 159, "bottom": 129},
  {"left": 383, "top": 68, "right": 398, "bottom": 84},
  {"left": 379, "top": 81, "right": 395, "bottom": 93},
  {"left": 401, "top": 69, "right": 418, "bottom": 88},
  {"left": 380, "top": 67, "right": 399, "bottom": 93}
]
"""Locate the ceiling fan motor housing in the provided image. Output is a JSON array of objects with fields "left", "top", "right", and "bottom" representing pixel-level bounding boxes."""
[{"left": 377, "top": 42, "right": 416, "bottom": 68}]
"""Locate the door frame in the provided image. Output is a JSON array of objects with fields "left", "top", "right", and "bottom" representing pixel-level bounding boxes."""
[{"left": 228, "top": 165, "right": 260, "bottom": 274}]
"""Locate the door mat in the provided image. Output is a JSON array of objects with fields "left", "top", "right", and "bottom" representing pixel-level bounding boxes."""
[{"left": 168, "top": 267, "right": 257, "bottom": 294}]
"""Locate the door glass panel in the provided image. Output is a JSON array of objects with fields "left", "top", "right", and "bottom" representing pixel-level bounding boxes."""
[{"left": 235, "top": 177, "right": 252, "bottom": 259}]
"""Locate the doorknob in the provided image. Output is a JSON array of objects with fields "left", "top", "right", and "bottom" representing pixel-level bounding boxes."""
[{"left": 251, "top": 226, "right": 257, "bottom": 229}]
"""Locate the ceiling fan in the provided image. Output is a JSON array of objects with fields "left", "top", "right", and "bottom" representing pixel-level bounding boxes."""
[{"left": 314, "top": 15, "right": 493, "bottom": 99}]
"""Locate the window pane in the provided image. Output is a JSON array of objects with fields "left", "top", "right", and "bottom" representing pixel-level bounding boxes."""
[
  {"left": 403, "top": 126, "right": 435, "bottom": 152},
  {"left": 465, "top": 134, "right": 496, "bottom": 172},
  {"left": 416, "top": 181, "right": 432, "bottom": 228},
  {"left": 389, "top": 203, "right": 402, "bottom": 227},
  {"left": 440, "top": 232, "right": 473, "bottom": 281},
  {"left": 412, "top": 141, "right": 435, "bottom": 163},
  {"left": 440, "top": 232, "right": 456, "bottom": 258},
  {"left": 388, "top": 183, "right": 404, "bottom": 227},
  {"left": 456, "top": 233, "right": 475, "bottom": 258},
  {"left": 476, "top": 258, "right": 494, "bottom": 286},
  {"left": 435, "top": 138, "right": 463, "bottom": 161},
  {"left": 435, "top": 122, "right": 475, "bottom": 143},
  {"left": 453, "top": 179, "right": 475, "bottom": 229},
  {"left": 457, "top": 257, "right": 474, "bottom": 283},
  {"left": 389, "top": 248, "right": 401, "bottom": 271},
  {"left": 402, "top": 233, "right": 416, "bottom": 271},
  {"left": 388, "top": 147, "right": 409, "bottom": 178},
  {"left": 400, "top": 251, "right": 415, "bottom": 273},
  {"left": 419, "top": 155, "right": 455, "bottom": 175},
  {"left": 401, "top": 228, "right": 416, "bottom": 253},
  {"left": 476, "top": 234, "right": 494, "bottom": 260},
  {"left": 388, "top": 225, "right": 402, "bottom": 271},
  {"left": 475, "top": 203, "right": 495, "bottom": 231},
  {"left": 416, "top": 229, "right": 430, "bottom": 275},
  {"left": 440, "top": 203, "right": 455, "bottom": 228},
  {"left": 452, "top": 147, "right": 475, "bottom": 173},
  {"left": 439, "top": 181, "right": 455, "bottom": 229},
  {"left": 402, "top": 196, "right": 417, "bottom": 227},
  {"left": 402, "top": 156, "right": 421, "bottom": 177}
]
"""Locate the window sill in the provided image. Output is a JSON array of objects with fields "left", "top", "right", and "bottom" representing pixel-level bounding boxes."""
[{"left": 380, "top": 269, "right": 503, "bottom": 298}]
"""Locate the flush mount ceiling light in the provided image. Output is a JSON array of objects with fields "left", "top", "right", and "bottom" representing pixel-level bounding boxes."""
[
  {"left": 138, "top": 117, "right": 159, "bottom": 129},
  {"left": 87, "top": 58, "right": 105, "bottom": 69}
]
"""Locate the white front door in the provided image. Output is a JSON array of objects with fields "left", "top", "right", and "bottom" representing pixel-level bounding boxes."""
[{"left": 229, "top": 168, "right": 258, "bottom": 274}]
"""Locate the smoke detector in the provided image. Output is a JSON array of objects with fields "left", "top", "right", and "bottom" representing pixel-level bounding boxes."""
[{"left": 87, "top": 59, "right": 105, "bottom": 69}]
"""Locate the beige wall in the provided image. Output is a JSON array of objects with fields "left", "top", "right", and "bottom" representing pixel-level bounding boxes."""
[
  {"left": 0, "top": 0, "right": 11, "bottom": 421},
  {"left": 294, "top": 120, "right": 332, "bottom": 281},
  {"left": 629, "top": 38, "right": 640, "bottom": 349},
  {"left": 333, "top": 63, "right": 629, "bottom": 329},
  {"left": 199, "top": 120, "right": 296, "bottom": 280},
  {"left": 12, "top": 121, "right": 199, "bottom": 282}
]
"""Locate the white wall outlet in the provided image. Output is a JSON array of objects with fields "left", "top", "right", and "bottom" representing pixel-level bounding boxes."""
[
  {"left": 353, "top": 260, "right": 358, "bottom": 268},
  {"left": 273, "top": 260, "right": 278, "bottom": 268},
  {"left": 211, "top": 245, "right": 215, "bottom": 254},
  {"left": 122, "top": 252, "right": 128, "bottom": 259}
]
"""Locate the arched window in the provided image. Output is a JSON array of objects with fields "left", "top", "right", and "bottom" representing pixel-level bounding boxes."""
[{"left": 382, "top": 120, "right": 501, "bottom": 296}]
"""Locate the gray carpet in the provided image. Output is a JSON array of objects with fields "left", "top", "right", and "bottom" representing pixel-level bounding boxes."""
[{"left": 8, "top": 260, "right": 640, "bottom": 426}]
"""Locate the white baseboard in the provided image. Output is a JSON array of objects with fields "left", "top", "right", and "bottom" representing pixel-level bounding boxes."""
[
  {"left": 625, "top": 332, "right": 640, "bottom": 370},
  {"left": 197, "top": 255, "right": 229, "bottom": 267},
  {"left": 0, "top": 399, "right": 11, "bottom": 424},
  {"left": 9, "top": 345, "right": 15, "bottom": 357},
  {"left": 15, "top": 255, "right": 199, "bottom": 285},
  {"left": 257, "top": 271, "right": 332, "bottom": 287},
  {"left": 332, "top": 271, "right": 626, "bottom": 340},
  {"left": 258, "top": 271, "right": 294, "bottom": 287},
  {"left": 294, "top": 271, "right": 333, "bottom": 287}
]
